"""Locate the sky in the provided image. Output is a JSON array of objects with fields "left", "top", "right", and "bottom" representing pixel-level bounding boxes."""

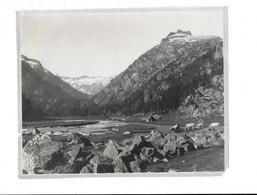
[{"left": 19, "top": 9, "right": 224, "bottom": 77}]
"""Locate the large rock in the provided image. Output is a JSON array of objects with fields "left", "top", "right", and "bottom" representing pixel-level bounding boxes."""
[
  {"left": 94, "top": 163, "right": 114, "bottom": 173},
  {"left": 80, "top": 154, "right": 113, "bottom": 173},
  {"left": 63, "top": 153, "right": 94, "bottom": 173},
  {"left": 80, "top": 164, "right": 93, "bottom": 173},
  {"left": 113, "top": 157, "right": 129, "bottom": 173},
  {"left": 22, "top": 138, "right": 28, "bottom": 148},
  {"left": 22, "top": 134, "right": 61, "bottom": 174},
  {"left": 191, "top": 134, "right": 210, "bottom": 149},
  {"left": 64, "top": 143, "right": 84, "bottom": 164},
  {"left": 206, "top": 129, "right": 224, "bottom": 146},
  {"left": 102, "top": 140, "right": 120, "bottom": 160},
  {"left": 164, "top": 132, "right": 178, "bottom": 142},
  {"left": 141, "top": 147, "right": 155, "bottom": 159},
  {"left": 163, "top": 140, "right": 177, "bottom": 155},
  {"left": 183, "top": 133, "right": 210, "bottom": 150},
  {"left": 129, "top": 160, "right": 141, "bottom": 172},
  {"left": 138, "top": 153, "right": 151, "bottom": 170},
  {"left": 130, "top": 136, "right": 155, "bottom": 155}
]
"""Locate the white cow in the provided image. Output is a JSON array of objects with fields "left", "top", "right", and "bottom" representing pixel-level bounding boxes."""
[
  {"left": 185, "top": 123, "right": 195, "bottom": 131},
  {"left": 209, "top": 122, "right": 220, "bottom": 130},
  {"left": 170, "top": 124, "right": 180, "bottom": 131}
]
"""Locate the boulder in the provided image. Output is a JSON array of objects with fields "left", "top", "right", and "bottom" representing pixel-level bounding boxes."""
[
  {"left": 191, "top": 134, "right": 210, "bottom": 149},
  {"left": 141, "top": 147, "right": 155, "bottom": 159},
  {"left": 148, "top": 131, "right": 164, "bottom": 141},
  {"left": 130, "top": 136, "right": 154, "bottom": 155},
  {"left": 80, "top": 164, "right": 93, "bottom": 173},
  {"left": 207, "top": 133, "right": 224, "bottom": 146},
  {"left": 22, "top": 134, "right": 61, "bottom": 174},
  {"left": 129, "top": 160, "right": 141, "bottom": 172},
  {"left": 22, "top": 138, "right": 28, "bottom": 148},
  {"left": 54, "top": 165, "right": 69, "bottom": 174},
  {"left": 59, "top": 147, "right": 94, "bottom": 174},
  {"left": 102, "top": 140, "right": 120, "bottom": 160},
  {"left": 183, "top": 133, "right": 210, "bottom": 150},
  {"left": 138, "top": 153, "right": 151, "bottom": 170},
  {"left": 163, "top": 140, "right": 177, "bottom": 155},
  {"left": 176, "top": 134, "right": 187, "bottom": 145},
  {"left": 94, "top": 163, "right": 114, "bottom": 173},
  {"left": 129, "top": 136, "right": 142, "bottom": 150},
  {"left": 86, "top": 154, "right": 113, "bottom": 173},
  {"left": 113, "top": 157, "right": 129, "bottom": 173},
  {"left": 64, "top": 143, "right": 84, "bottom": 164},
  {"left": 164, "top": 133, "right": 177, "bottom": 142},
  {"left": 179, "top": 142, "right": 190, "bottom": 152}
]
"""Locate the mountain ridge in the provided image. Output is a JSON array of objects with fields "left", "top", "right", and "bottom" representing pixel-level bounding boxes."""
[
  {"left": 59, "top": 75, "right": 113, "bottom": 95},
  {"left": 94, "top": 30, "right": 223, "bottom": 116}
]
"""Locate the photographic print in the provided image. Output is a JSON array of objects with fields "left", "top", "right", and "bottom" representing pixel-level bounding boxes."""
[{"left": 18, "top": 8, "right": 227, "bottom": 176}]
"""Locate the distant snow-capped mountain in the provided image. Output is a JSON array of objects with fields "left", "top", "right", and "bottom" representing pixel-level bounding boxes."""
[{"left": 59, "top": 75, "right": 113, "bottom": 95}]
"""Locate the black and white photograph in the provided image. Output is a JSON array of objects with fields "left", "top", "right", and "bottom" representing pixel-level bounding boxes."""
[{"left": 18, "top": 8, "right": 227, "bottom": 176}]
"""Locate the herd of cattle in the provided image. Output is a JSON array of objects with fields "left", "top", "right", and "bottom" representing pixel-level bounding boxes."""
[{"left": 170, "top": 119, "right": 220, "bottom": 132}]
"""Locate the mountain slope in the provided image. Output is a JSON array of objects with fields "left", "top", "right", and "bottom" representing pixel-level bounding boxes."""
[
  {"left": 94, "top": 30, "right": 223, "bottom": 115},
  {"left": 178, "top": 75, "right": 224, "bottom": 118},
  {"left": 60, "top": 76, "right": 112, "bottom": 95},
  {"left": 21, "top": 55, "right": 100, "bottom": 121}
]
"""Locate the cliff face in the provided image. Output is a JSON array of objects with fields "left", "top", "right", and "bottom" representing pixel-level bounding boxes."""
[
  {"left": 178, "top": 75, "right": 224, "bottom": 118},
  {"left": 94, "top": 30, "right": 223, "bottom": 115}
]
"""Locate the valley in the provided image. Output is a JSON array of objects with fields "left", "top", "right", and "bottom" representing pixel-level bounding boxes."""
[{"left": 21, "top": 30, "right": 225, "bottom": 174}]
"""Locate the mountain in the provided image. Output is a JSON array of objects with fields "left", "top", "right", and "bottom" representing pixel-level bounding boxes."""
[
  {"left": 59, "top": 75, "right": 112, "bottom": 95},
  {"left": 94, "top": 30, "right": 223, "bottom": 116},
  {"left": 21, "top": 55, "right": 100, "bottom": 121}
]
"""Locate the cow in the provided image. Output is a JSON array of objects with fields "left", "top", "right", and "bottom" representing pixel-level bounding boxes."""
[
  {"left": 185, "top": 123, "right": 195, "bottom": 131},
  {"left": 170, "top": 124, "right": 180, "bottom": 132},
  {"left": 209, "top": 122, "right": 220, "bottom": 130},
  {"left": 123, "top": 131, "right": 132, "bottom": 135}
]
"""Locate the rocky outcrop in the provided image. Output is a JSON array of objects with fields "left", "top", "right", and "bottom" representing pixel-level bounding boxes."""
[{"left": 22, "top": 134, "right": 62, "bottom": 174}]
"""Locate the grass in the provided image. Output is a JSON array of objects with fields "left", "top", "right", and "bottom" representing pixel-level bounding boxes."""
[{"left": 145, "top": 145, "right": 224, "bottom": 172}]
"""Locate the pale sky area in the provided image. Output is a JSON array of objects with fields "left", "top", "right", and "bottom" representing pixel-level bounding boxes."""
[{"left": 19, "top": 10, "right": 224, "bottom": 77}]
